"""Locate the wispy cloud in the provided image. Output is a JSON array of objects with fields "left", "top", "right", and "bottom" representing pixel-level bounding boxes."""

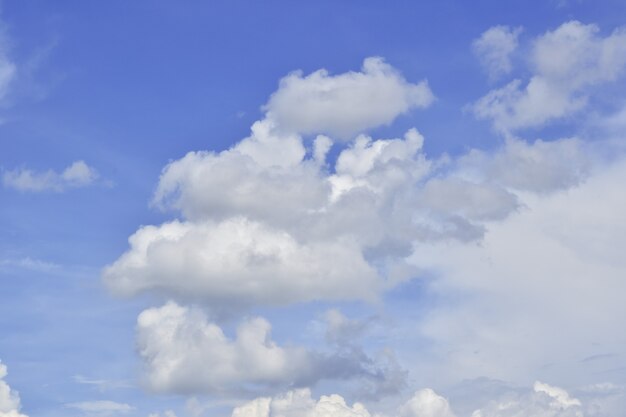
[{"left": 2, "top": 160, "right": 99, "bottom": 192}]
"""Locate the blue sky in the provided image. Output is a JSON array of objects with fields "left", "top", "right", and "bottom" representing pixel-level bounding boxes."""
[{"left": 1, "top": 1, "right": 626, "bottom": 417}]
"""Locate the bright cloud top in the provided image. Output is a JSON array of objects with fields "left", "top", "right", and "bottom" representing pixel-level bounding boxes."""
[
  {"left": 2, "top": 160, "right": 99, "bottom": 192},
  {"left": 473, "top": 21, "right": 626, "bottom": 132},
  {"left": 231, "top": 388, "right": 457, "bottom": 417},
  {"left": 264, "top": 57, "right": 434, "bottom": 139},
  {"left": 0, "top": 363, "right": 27, "bottom": 417},
  {"left": 230, "top": 382, "right": 593, "bottom": 417}
]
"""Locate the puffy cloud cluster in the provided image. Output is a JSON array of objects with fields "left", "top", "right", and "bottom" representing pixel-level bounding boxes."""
[
  {"left": 231, "top": 388, "right": 455, "bottom": 417},
  {"left": 0, "top": 362, "right": 27, "bottom": 417},
  {"left": 104, "top": 54, "right": 614, "bottom": 402},
  {"left": 136, "top": 302, "right": 405, "bottom": 396},
  {"left": 2, "top": 161, "right": 99, "bottom": 192},
  {"left": 106, "top": 125, "right": 594, "bottom": 309},
  {"left": 264, "top": 57, "right": 434, "bottom": 139},
  {"left": 472, "top": 21, "right": 626, "bottom": 132},
  {"left": 231, "top": 382, "right": 615, "bottom": 417},
  {"left": 471, "top": 382, "right": 584, "bottom": 417}
]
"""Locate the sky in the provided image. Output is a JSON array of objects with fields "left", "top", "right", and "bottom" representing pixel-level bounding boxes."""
[{"left": 1, "top": 1, "right": 626, "bottom": 416}]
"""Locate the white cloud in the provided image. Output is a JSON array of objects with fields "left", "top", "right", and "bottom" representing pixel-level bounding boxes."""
[
  {"left": 65, "top": 400, "right": 134, "bottom": 415},
  {"left": 472, "top": 21, "right": 626, "bottom": 132},
  {"left": 399, "top": 389, "right": 456, "bottom": 417},
  {"left": 472, "top": 26, "right": 522, "bottom": 80},
  {"left": 232, "top": 388, "right": 457, "bottom": 417},
  {"left": 107, "top": 120, "right": 594, "bottom": 310},
  {"left": 231, "top": 389, "right": 372, "bottom": 417},
  {"left": 471, "top": 382, "right": 584, "bottom": 417},
  {"left": 0, "top": 362, "right": 27, "bottom": 417},
  {"left": 136, "top": 302, "right": 403, "bottom": 396},
  {"left": 107, "top": 124, "right": 533, "bottom": 308},
  {"left": 136, "top": 302, "right": 314, "bottom": 394},
  {"left": 264, "top": 57, "right": 434, "bottom": 139},
  {"left": 2, "top": 161, "right": 99, "bottom": 192},
  {"left": 104, "top": 218, "right": 379, "bottom": 308},
  {"left": 103, "top": 53, "right": 623, "bottom": 404},
  {"left": 230, "top": 382, "right": 622, "bottom": 417}
]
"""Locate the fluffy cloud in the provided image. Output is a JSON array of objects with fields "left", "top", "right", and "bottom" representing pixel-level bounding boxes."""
[
  {"left": 264, "top": 57, "right": 434, "bottom": 139},
  {"left": 104, "top": 218, "right": 379, "bottom": 307},
  {"left": 472, "top": 21, "right": 626, "bottom": 132},
  {"left": 399, "top": 389, "right": 456, "bottom": 417},
  {"left": 105, "top": 51, "right": 619, "bottom": 403},
  {"left": 231, "top": 382, "right": 620, "bottom": 417},
  {"left": 0, "top": 363, "right": 27, "bottom": 417},
  {"left": 2, "top": 161, "right": 99, "bottom": 192},
  {"left": 136, "top": 302, "right": 404, "bottom": 396},
  {"left": 231, "top": 388, "right": 457, "bottom": 417},
  {"left": 471, "top": 382, "right": 584, "bottom": 417},
  {"left": 472, "top": 26, "right": 522, "bottom": 80},
  {"left": 108, "top": 121, "right": 553, "bottom": 309}
]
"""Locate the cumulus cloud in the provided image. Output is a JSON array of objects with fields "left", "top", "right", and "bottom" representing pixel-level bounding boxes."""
[
  {"left": 0, "top": 362, "right": 27, "bottom": 417},
  {"left": 136, "top": 302, "right": 405, "bottom": 396},
  {"left": 104, "top": 218, "right": 379, "bottom": 307},
  {"left": 104, "top": 53, "right": 618, "bottom": 402},
  {"left": 2, "top": 161, "right": 99, "bottom": 192},
  {"left": 108, "top": 119, "right": 566, "bottom": 309},
  {"left": 472, "top": 21, "right": 626, "bottom": 132},
  {"left": 472, "top": 26, "right": 522, "bottom": 80},
  {"left": 264, "top": 57, "right": 434, "bottom": 139},
  {"left": 231, "top": 382, "right": 620, "bottom": 417},
  {"left": 231, "top": 388, "right": 456, "bottom": 417},
  {"left": 471, "top": 382, "right": 584, "bottom": 417},
  {"left": 399, "top": 389, "right": 456, "bottom": 417},
  {"left": 65, "top": 400, "right": 134, "bottom": 415}
]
